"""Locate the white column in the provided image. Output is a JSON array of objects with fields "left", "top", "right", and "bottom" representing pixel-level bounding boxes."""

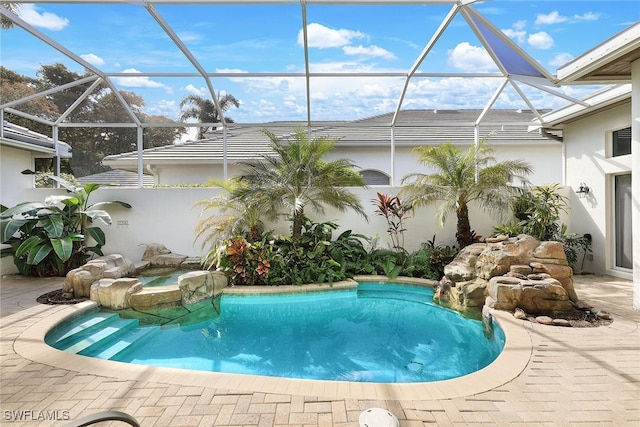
[
  {"left": 137, "top": 126, "right": 144, "bottom": 188},
  {"left": 53, "top": 125, "right": 60, "bottom": 178},
  {"left": 631, "top": 59, "right": 640, "bottom": 310},
  {"left": 390, "top": 126, "right": 395, "bottom": 186}
]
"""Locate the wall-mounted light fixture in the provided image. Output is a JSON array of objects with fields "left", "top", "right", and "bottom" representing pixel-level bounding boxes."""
[{"left": 576, "top": 182, "right": 590, "bottom": 198}]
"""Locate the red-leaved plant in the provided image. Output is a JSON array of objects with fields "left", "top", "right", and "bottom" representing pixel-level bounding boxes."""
[{"left": 372, "top": 192, "right": 411, "bottom": 252}]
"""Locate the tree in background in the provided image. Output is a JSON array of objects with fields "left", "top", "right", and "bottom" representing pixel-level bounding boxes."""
[
  {"left": 0, "top": 2, "right": 19, "bottom": 29},
  {"left": 401, "top": 139, "right": 532, "bottom": 249},
  {"left": 3, "top": 64, "right": 184, "bottom": 177},
  {"left": 179, "top": 93, "right": 240, "bottom": 139},
  {"left": 0, "top": 67, "right": 58, "bottom": 133}
]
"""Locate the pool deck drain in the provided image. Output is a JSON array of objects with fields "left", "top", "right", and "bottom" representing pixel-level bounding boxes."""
[{"left": 2, "top": 274, "right": 639, "bottom": 426}]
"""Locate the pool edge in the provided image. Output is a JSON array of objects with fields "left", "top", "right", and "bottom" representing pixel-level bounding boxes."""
[{"left": 14, "top": 296, "right": 532, "bottom": 401}]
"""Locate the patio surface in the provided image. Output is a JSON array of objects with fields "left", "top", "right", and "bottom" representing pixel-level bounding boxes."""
[{"left": 1, "top": 273, "right": 638, "bottom": 426}]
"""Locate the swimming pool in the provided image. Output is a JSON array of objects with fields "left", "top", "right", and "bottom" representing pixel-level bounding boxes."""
[{"left": 46, "top": 283, "right": 505, "bottom": 383}]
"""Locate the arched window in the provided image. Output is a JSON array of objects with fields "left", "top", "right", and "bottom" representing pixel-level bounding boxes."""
[{"left": 359, "top": 170, "right": 390, "bottom": 185}]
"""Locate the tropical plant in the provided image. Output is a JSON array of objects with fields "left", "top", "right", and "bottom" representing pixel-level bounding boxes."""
[
  {"left": 400, "top": 139, "right": 532, "bottom": 248},
  {"left": 513, "top": 184, "right": 567, "bottom": 240},
  {"left": 372, "top": 192, "right": 411, "bottom": 252},
  {"left": 194, "top": 178, "right": 265, "bottom": 269},
  {"left": 328, "top": 229, "right": 374, "bottom": 276},
  {"left": 0, "top": 176, "right": 131, "bottom": 276},
  {"left": 493, "top": 184, "right": 592, "bottom": 270},
  {"left": 179, "top": 93, "right": 240, "bottom": 139},
  {"left": 233, "top": 129, "right": 368, "bottom": 241},
  {"left": 220, "top": 237, "right": 271, "bottom": 285},
  {"left": 556, "top": 228, "right": 592, "bottom": 271},
  {"left": 368, "top": 248, "right": 404, "bottom": 278},
  {"left": 420, "top": 235, "right": 459, "bottom": 280},
  {"left": 215, "top": 219, "right": 373, "bottom": 286}
]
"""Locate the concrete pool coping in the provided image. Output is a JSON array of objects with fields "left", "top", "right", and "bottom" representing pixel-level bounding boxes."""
[{"left": 13, "top": 277, "right": 532, "bottom": 401}]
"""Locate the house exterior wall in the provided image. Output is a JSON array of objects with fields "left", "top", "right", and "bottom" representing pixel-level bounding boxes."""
[
  {"left": 150, "top": 163, "right": 248, "bottom": 185},
  {"left": 149, "top": 142, "right": 563, "bottom": 187},
  {"left": 632, "top": 59, "right": 640, "bottom": 310},
  {"left": 0, "top": 145, "right": 34, "bottom": 207},
  {"left": 329, "top": 143, "right": 562, "bottom": 187},
  {"left": 563, "top": 102, "right": 633, "bottom": 279}
]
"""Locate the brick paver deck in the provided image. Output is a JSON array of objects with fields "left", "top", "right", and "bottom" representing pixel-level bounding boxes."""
[{"left": 1, "top": 274, "right": 638, "bottom": 426}]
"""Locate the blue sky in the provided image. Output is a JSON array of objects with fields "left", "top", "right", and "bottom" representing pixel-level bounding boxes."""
[{"left": 2, "top": 0, "right": 639, "bottom": 124}]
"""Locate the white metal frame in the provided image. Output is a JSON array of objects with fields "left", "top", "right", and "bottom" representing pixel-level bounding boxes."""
[{"left": 0, "top": 0, "right": 594, "bottom": 186}]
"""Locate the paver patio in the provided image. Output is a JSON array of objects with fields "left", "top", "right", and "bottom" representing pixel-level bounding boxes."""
[{"left": 1, "top": 273, "right": 638, "bottom": 426}]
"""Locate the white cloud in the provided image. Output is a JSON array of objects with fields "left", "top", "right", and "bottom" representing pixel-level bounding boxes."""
[
  {"left": 512, "top": 20, "right": 527, "bottom": 31},
  {"left": 300, "top": 22, "right": 366, "bottom": 49},
  {"left": 177, "top": 31, "right": 202, "bottom": 43},
  {"left": 503, "top": 20, "right": 527, "bottom": 44},
  {"left": 146, "top": 99, "right": 179, "bottom": 118},
  {"left": 113, "top": 68, "right": 173, "bottom": 93},
  {"left": 549, "top": 52, "right": 574, "bottom": 68},
  {"left": 18, "top": 4, "right": 69, "bottom": 31},
  {"left": 502, "top": 28, "right": 527, "bottom": 44},
  {"left": 574, "top": 12, "right": 599, "bottom": 22},
  {"left": 447, "top": 42, "right": 495, "bottom": 72},
  {"left": 528, "top": 32, "right": 554, "bottom": 50},
  {"left": 80, "top": 53, "right": 105, "bottom": 66},
  {"left": 535, "top": 11, "right": 568, "bottom": 26},
  {"left": 184, "top": 84, "right": 208, "bottom": 96},
  {"left": 342, "top": 45, "right": 396, "bottom": 60}
]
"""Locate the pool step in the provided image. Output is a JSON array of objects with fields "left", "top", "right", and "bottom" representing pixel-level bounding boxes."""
[
  {"left": 46, "top": 312, "right": 121, "bottom": 347},
  {"left": 58, "top": 319, "right": 141, "bottom": 355},
  {"left": 81, "top": 326, "right": 161, "bottom": 360},
  {"left": 47, "top": 312, "right": 164, "bottom": 361},
  {"left": 357, "top": 285, "right": 434, "bottom": 306}
]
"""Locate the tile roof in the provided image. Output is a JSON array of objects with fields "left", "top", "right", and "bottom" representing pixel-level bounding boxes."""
[
  {"left": 76, "top": 169, "right": 154, "bottom": 187},
  {"left": 1, "top": 122, "right": 72, "bottom": 157},
  {"left": 102, "top": 109, "right": 553, "bottom": 167}
]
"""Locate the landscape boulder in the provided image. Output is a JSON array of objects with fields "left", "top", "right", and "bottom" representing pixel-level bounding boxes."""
[{"left": 436, "top": 234, "right": 579, "bottom": 315}]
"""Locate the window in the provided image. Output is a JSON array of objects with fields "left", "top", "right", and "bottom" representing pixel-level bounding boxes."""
[
  {"left": 612, "top": 127, "right": 631, "bottom": 157},
  {"left": 360, "top": 170, "right": 390, "bottom": 185},
  {"left": 614, "top": 174, "right": 633, "bottom": 269}
]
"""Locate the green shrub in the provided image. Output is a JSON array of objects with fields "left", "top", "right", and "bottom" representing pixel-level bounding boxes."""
[
  {"left": 493, "top": 184, "right": 592, "bottom": 269},
  {"left": 1, "top": 176, "right": 131, "bottom": 276},
  {"left": 214, "top": 220, "right": 458, "bottom": 285}
]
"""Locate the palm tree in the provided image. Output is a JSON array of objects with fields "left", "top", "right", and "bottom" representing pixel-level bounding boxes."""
[
  {"left": 194, "top": 178, "right": 265, "bottom": 269},
  {"left": 233, "top": 130, "right": 368, "bottom": 240},
  {"left": 400, "top": 139, "right": 532, "bottom": 249},
  {"left": 179, "top": 93, "right": 240, "bottom": 139}
]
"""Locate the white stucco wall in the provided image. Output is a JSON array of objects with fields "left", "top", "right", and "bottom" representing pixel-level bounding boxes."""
[
  {"left": 0, "top": 145, "right": 35, "bottom": 207},
  {"left": 20, "top": 186, "right": 509, "bottom": 265},
  {"left": 563, "top": 102, "right": 633, "bottom": 278},
  {"left": 149, "top": 164, "right": 246, "bottom": 185},
  {"left": 631, "top": 59, "right": 639, "bottom": 310},
  {"left": 149, "top": 141, "right": 562, "bottom": 187},
  {"left": 1, "top": 146, "right": 37, "bottom": 275}
]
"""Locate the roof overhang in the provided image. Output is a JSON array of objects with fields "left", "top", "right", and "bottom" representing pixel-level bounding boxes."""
[
  {"left": 1, "top": 123, "right": 72, "bottom": 158},
  {"left": 557, "top": 22, "right": 640, "bottom": 84},
  {"left": 537, "top": 84, "right": 631, "bottom": 128}
]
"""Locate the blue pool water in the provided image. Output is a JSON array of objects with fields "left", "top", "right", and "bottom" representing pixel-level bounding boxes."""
[
  {"left": 136, "top": 267, "right": 191, "bottom": 287},
  {"left": 46, "top": 283, "right": 505, "bottom": 383}
]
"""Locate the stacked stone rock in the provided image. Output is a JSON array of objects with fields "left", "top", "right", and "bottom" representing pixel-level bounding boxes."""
[
  {"left": 435, "top": 235, "right": 577, "bottom": 315},
  {"left": 62, "top": 244, "right": 227, "bottom": 311}
]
